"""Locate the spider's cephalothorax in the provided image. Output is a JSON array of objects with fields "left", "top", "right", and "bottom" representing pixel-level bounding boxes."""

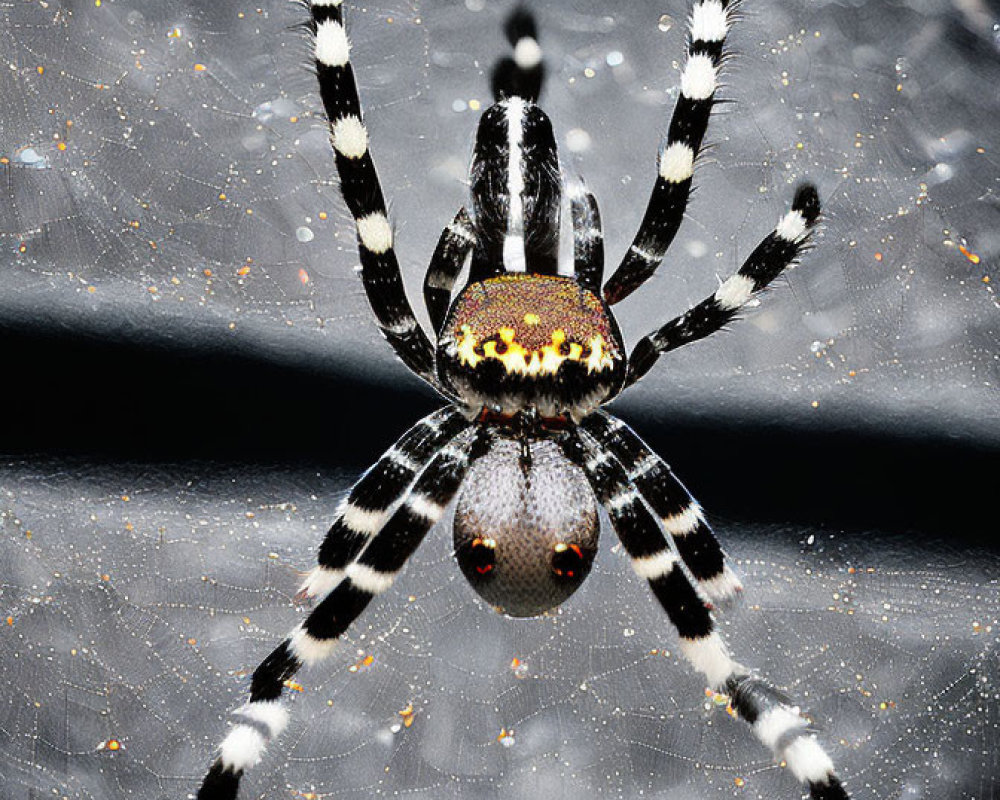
[
  {"left": 436, "top": 98, "right": 627, "bottom": 420},
  {"left": 199, "top": 5, "right": 850, "bottom": 800},
  {"left": 438, "top": 272, "right": 626, "bottom": 419}
]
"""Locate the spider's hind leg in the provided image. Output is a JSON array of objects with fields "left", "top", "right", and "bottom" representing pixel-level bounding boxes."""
[
  {"left": 557, "top": 426, "right": 851, "bottom": 800},
  {"left": 301, "top": 406, "right": 470, "bottom": 602},
  {"left": 582, "top": 411, "right": 742, "bottom": 605},
  {"left": 197, "top": 418, "right": 484, "bottom": 800}
]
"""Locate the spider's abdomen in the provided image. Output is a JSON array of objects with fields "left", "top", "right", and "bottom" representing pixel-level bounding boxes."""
[
  {"left": 453, "top": 435, "right": 598, "bottom": 617},
  {"left": 437, "top": 274, "right": 626, "bottom": 419}
]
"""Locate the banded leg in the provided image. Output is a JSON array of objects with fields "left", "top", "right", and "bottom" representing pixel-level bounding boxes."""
[
  {"left": 627, "top": 184, "right": 820, "bottom": 387},
  {"left": 603, "top": 0, "right": 735, "bottom": 305},
  {"left": 309, "top": 0, "right": 438, "bottom": 385},
  {"left": 491, "top": 6, "right": 545, "bottom": 103},
  {"left": 198, "top": 424, "right": 483, "bottom": 800},
  {"left": 581, "top": 411, "right": 741, "bottom": 604},
  {"left": 423, "top": 208, "right": 476, "bottom": 335},
  {"left": 300, "top": 407, "right": 469, "bottom": 602},
  {"left": 557, "top": 428, "right": 850, "bottom": 800},
  {"left": 569, "top": 179, "right": 604, "bottom": 294}
]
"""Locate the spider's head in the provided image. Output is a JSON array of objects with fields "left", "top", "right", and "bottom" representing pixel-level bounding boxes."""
[
  {"left": 453, "top": 434, "right": 599, "bottom": 618},
  {"left": 437, "top": 274, "right": 626, "bottom": 420}
]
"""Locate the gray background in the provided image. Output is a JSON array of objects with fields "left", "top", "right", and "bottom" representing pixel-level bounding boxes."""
[{"left": 1, "top": 0, "right": 997, "bottom": 798}]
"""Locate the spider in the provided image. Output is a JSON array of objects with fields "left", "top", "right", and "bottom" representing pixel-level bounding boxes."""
[{"left": 198, "top": 2, "right": 850, "bottom": 798}]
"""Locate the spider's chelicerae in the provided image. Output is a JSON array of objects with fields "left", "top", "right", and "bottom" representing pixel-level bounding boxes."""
[{"left": 199, "top": 2, "right": 849, "bottom": 798}]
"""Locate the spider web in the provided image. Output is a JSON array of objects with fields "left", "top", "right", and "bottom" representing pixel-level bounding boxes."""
[{"left": 1, "top": 1, "right": 997, "bottom": 799}]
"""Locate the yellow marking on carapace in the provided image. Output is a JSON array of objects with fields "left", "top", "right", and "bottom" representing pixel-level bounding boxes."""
[
  {"left": 455, "top": 324, "right": 614, "bottom": 376},
  {"left": 523, "top": 312, "right": 540, "bottom": 326}
]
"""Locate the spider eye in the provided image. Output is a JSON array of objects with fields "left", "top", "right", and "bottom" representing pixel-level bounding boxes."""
[
  {"left": 551, "top": 542, "right": 585, "bottom": 579},
  {"left": 466, "top": 537, "right": 497, "bottom": 576}
]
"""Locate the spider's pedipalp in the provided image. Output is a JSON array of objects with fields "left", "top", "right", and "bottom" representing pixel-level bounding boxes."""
[
  {"left": 301, "top": 407, "right": 468, "bottom": 602},
  {"left": 558, "top": 426, "right": 849, "bottom": 799},
  {"left": 308, "top": 0, "right": 439, "bottom": 387},
  {"left": 581, "top": 411, "right": 742, "bottom": 604},
  {"left": 603, "top": 0, "right": 735, "bottom": 305},
  {"left": 197, "top": 421, "right": 483, "bottom": 800},
  {"left": 626, "top": 183, "right": 821, "bottom": 387},
  {"left": 569, "top": 179, "right": 604, "bottom": 293},
  {"left": 423, "top": 208, "right": 476, "bottom": 335}
]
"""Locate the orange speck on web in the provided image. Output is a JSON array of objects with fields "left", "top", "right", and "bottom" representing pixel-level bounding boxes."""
[
  {"left": 283, "top": 680, "right": 304, "bottom": 692},
  {"left": 298, "top": 268, "right": 310, "bottom": 284},
  {"left": 398, "top": 703, "right": 415, "bottom": 727},
  {"left": 237, "top": 265, "right": 250, "bottom": 276},
  {"left": 37, "top": 66, "right": 45, "bottom": 75},
  {"left": 194, "top": 63, "right": 206, "bottom": 72},
  {"left": 6, "top": 616, "right": 13, "bottom": 626},
  {"left": 958, "top": 244, "right": 981, "bottom": 264},
  {"left": 318, "top": 211, "right": 328, "bottom": 220},
  {"left": 510, "top": 657, "right": 521, "bottom": 669},
  {"left": 874, "top": 252, "right": 883, "bottom": 262},
  {"left": 187, "top": 637, "right": 197, "bottom": 646},
  {"left": 105, "top": 739, "right": 121, "bottom": 751},
  {"left": 57, "top": 142, "right": 66, "bottom": 151},
  {"left": 734, "top": 777, "right": 745, "bottom": 788}
]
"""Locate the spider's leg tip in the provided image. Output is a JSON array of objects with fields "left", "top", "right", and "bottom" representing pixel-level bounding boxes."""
[{"left": 793, "top": 183, "right": 821, "bottom": 224}]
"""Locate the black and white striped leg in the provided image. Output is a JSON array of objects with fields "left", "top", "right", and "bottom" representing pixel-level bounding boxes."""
[
  {"left": 490, "top": 6, "right": 545, "bottom": 103},
  {"left": 198, "top": 423, "right": 483, "bottom": 800},
  {"left": 581, "top": 411, "right": 741, "bottom": 604},
  {"left": 300, "top": 407, "right": 469, "bottom": 602},
  {"left": 627, "top": 183, "right": 820, "bottom": 387},
  {"left": 309, "top": 0, "right": 438, "bottom": 386},
  {"left": 423, "top": 208, "right": 476, "bottom": 335},
  {"left": 557, "top": 428, "right": 849, "bottom": 800},
  {"left": 569, "top": 179, "right": 604, "bottom": 294},
  {"left": 603, "top": 0, "right": 735, "bottom": 305}
]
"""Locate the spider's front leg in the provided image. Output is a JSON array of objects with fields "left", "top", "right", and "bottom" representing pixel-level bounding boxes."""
[
  {"left": 309, "top": 0, "right": 439, "bottom": 387},
  {"left": 558, "top": 421, "right": 850, "bottom": 800},
  {"left": 603, "top": 0, "right": 735, "bottom": 305},
  {"left": 627, "top": 184, "right": 820, "bottom": 386},
  {"left": 197, "top": 419, "right": 485, "bottom": 800}
]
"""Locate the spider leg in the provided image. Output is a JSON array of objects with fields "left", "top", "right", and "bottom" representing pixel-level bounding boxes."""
[
  {"left": 299, "top": 407, "right": 470, "bottom": 602},
  {"left": 423, "top": 208, "right": 476, "bottom": 336},
  {"left": 557, "top": 427, "right": 850, "bottom": 800},
  {"left": 581, "top": 410, "right": 742, "bottom": 604},
  {"left": 626, "top": 184, "right": 820, "bottom": 387},
  {"left": 602, "top": 0, "right": 735, "bottom": 305},
  {"left": 198, "top": 422, "right": 485, "bottom": 800},
  {"left": 308, "top": 0, "right": 438, "bottom": 387},
  {"left": 569, "top": 179, "right": 604, "bottom": 294},
  {"left": 491, "top": 5, "right": 545, "bottom": 104}
]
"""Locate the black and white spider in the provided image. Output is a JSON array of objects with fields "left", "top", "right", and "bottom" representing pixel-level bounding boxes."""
[{"left": 198, "top": 2, "right": 849, "bottom": 798}]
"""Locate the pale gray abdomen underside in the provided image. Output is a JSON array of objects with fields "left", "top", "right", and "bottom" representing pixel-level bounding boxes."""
[{"left": 453, "top": 435, "right": 599, "bottom": 617}]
